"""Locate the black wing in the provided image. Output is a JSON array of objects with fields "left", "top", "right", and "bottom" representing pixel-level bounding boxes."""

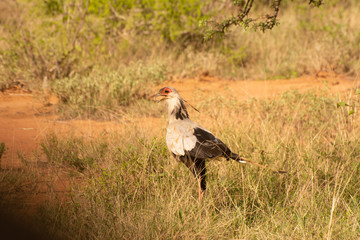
[{"left": 186, "top": 127, "right": 231, "bottom": 160}]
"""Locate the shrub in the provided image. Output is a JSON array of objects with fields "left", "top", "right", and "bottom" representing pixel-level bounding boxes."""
[{"left": 51, "top": 61, "right": 167, "bottom": 118}]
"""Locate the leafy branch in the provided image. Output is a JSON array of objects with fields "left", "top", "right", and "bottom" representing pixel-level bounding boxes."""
[{"left": 203, "top": 0, "right": 323, "bottom": 39}]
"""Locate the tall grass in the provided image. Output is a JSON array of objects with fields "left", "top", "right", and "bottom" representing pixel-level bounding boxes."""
[{"left": 34, "top": 90, "right": 360, "bottom": 239}]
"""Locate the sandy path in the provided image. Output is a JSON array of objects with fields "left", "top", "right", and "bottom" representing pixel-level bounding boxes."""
[{"left": 161, "top": 73, "right": 356, "bottom": 101}]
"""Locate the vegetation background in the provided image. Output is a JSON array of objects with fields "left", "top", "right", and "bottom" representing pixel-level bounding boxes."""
[
  {"left": 1, "top": 0, "right": 359, "bottom": 90},
  {"left": 0, "top": 0, "right": 360, "bottom": 239}
]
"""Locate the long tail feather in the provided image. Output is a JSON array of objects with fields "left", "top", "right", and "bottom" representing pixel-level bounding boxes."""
[{"left": 229, "top": 153, "right": 287, "bottom": 174}]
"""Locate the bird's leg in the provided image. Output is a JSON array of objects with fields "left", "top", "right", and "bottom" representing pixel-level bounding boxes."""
[
  {"left": 180, "top": 155, "right": 207, "bottom": 203},
  {"left": 197, "top": 178, "right": 205, "bottom": 203},
  {"left": 198, "top": 179, "right": 202, "bottom": 203}
]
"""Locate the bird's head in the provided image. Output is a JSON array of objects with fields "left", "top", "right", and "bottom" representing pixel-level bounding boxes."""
[
  {"left": 154, "top": 87, "right": 190, "bottom": 120},
  {"left": 154, "top": 87, "right": 180, "bottom": 102},
  {"left": 154, "top": 87, "right": 199, "bottom": 119}
]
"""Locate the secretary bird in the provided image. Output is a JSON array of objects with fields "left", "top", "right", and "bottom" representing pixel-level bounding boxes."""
[{"left": 154, "top": 87, "right": 285, "bottom": 202}]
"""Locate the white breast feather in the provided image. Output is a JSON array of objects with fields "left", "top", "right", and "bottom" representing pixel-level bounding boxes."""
[{"left": 166, "top": 119, "right": 197, "bottom": 156}]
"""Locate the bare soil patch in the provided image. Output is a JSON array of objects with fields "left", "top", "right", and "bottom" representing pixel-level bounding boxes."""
[{"left": 160, "top": 72, "right": 355, "bottom": 102}]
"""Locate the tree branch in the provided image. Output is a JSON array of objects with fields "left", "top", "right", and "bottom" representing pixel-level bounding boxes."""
[{"left": 204, "top": 0, "right": 322, "bottom": 40}]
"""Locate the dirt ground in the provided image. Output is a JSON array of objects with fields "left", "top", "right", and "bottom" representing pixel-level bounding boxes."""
[{"left": 0, "top": 73, "right": 358, "bottom": 228}]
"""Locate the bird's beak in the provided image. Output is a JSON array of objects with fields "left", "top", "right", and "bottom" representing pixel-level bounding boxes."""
[{"left": 153, "top": 93, "right": 167, "bottom": 102}]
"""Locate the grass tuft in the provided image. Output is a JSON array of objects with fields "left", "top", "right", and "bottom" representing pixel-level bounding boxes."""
[{"left": 51, "top": 61, "right": 167, "bottom": 119}]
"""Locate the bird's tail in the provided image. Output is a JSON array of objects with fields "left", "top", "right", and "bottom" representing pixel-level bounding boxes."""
[{"left": 229, "top": 152, "right": 287, "bottom": 174}]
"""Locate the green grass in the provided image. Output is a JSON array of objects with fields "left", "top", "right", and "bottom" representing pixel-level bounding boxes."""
[
  {"left": 31, "top": 90, "right": 360, "bottom": 239},
  {"left": 0, "top": 166, "right": 40, "bottom": 209},
  {"left": 51, "top": 61, "right": 167, "bottom": 119},
  {"left": 40, "top": 133, "right": 109, "bottom": 171}
]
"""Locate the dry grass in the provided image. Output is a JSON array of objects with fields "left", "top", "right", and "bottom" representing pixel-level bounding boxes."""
[
  {"left": 51, "top": 61, "right": 167, "bottom": 119},
  {"left": 1, "top": 1, "right": 360, "bottom": 238},
  {"left": 16, "top": 89, "right": 358, "bottom": 239}
]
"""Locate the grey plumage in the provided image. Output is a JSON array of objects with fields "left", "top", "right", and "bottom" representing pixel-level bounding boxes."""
[{"left": 155, "top": 87, "right": 250, "bottom": 201}]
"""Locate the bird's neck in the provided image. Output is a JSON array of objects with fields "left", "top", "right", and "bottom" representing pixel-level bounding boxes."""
[{"left": 167, "top": 97, "right": 189, "bottom": 121}]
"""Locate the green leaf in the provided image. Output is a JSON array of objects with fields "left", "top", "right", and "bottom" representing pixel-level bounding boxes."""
[
  {"left": 337, "top": 101, "right": 346, "bottom": 107},
  {"left": 349, "top": 110, "right": 355, "bottom": 115},
  {"left": 356, "top": 89, "right": 360, "bottom": 95},
  {"left": 178, "top": 209, "right": 183, "bottom": 222}
]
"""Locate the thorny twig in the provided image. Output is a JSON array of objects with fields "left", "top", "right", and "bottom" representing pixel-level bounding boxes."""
[{"left": 204, "top": 0, "right": 322, "bottom": 39}]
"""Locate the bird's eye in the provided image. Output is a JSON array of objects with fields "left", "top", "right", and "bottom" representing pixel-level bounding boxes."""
[{"left": 164, "top": 90, "right": 169, "bottom": 93}]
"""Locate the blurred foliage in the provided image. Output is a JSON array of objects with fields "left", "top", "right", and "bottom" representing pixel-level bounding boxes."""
[
  {"left": 0, "top": 0, "right": 210, "bottom": 88},
  {"left": 44, "top": 0, "right": 210, "bottom": 43},
  {"left": 0, "top": 0, "right": 359, "bottom": 95}
]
